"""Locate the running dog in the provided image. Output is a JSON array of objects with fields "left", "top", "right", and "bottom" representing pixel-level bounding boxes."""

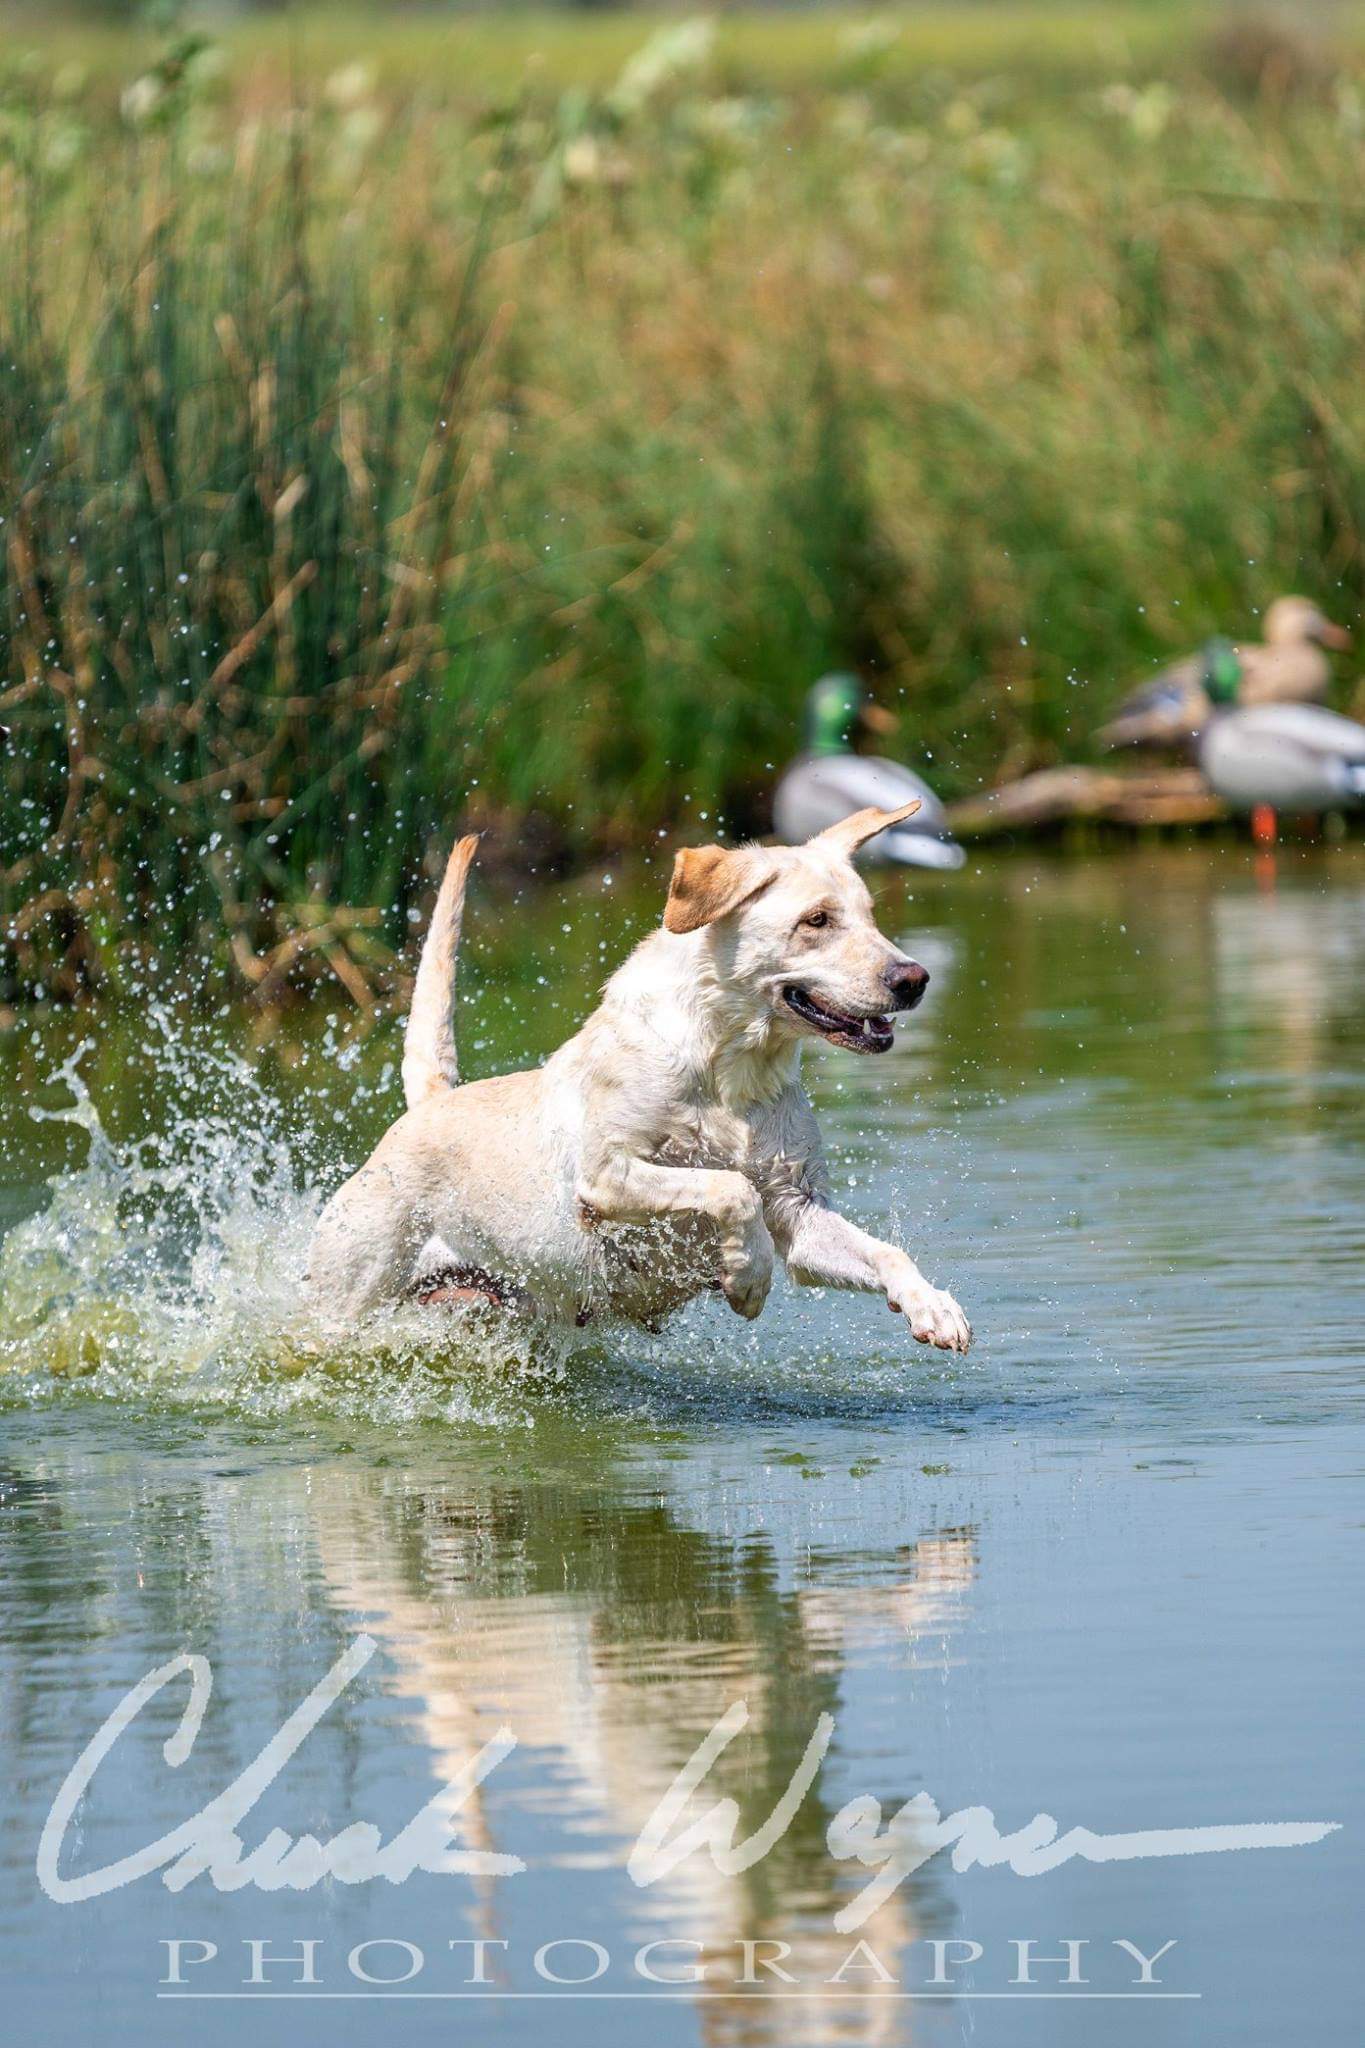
[{"left": 307, "top": 802, "right": 971, "bottom": 1351}]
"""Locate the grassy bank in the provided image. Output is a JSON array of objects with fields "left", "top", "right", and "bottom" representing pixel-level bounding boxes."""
[{"left": 4, "top": 8, "right": 1365, "bottom": 1000}]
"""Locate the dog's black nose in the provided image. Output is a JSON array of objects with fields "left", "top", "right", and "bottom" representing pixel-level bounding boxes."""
[{"left": 884, "top": 959, "right": 929, "bottom": 1011}]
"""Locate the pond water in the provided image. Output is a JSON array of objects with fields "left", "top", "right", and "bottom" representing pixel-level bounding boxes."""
[{"left": 0, "top": 846, "right": 1361, "bottom": 2048}]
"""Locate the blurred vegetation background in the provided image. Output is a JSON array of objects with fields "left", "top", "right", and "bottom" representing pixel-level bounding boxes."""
[{"left": 3, "top": 4, "right": 1365, "bottom": 1000}]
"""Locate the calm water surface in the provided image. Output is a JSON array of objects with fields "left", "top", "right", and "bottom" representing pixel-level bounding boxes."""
[{"left": 0, "top": 848, "right": 1361, "bottom": 2047}]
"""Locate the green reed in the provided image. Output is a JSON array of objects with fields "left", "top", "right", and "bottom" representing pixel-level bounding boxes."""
[{"left": 3, "top": 11, "right": 1365, "bottom": 1000}]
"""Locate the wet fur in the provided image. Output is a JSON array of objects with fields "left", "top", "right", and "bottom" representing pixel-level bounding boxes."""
[{"left": 307, "top": 808, "right": 971, "bottom": 1352}]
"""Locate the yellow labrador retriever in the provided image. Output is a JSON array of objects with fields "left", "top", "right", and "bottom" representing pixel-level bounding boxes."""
[{"left": 307, "top": 802, "right": 971, "bottom": 1351}]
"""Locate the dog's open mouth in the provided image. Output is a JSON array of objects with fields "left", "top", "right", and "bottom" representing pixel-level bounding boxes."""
[{"left": 783, "top": 985, "right": 894, "bottom": 1053}]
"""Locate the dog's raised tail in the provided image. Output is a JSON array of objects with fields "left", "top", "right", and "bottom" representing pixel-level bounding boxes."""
[{"left": 402, "top": 833, "right": 479, "bottom": 1110}]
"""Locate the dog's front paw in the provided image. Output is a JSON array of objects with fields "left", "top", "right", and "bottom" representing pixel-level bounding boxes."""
[
  {"left": 720, "top": 1232, "right": 773, "bottom": 1320},
  {"left": 889, "top": 1282, "right": 971, "bottom": 1354}
]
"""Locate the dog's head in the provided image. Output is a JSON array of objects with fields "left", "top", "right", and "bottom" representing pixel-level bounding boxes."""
[{"left": 663, "top": 805, "right": 929, "bottom": 1054}]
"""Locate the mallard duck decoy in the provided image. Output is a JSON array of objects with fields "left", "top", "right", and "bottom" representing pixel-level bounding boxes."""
[
  {"left": 1198, "top": 650, "right": 1365, "bottom": 840},
  {"left": 772, "top": 674, "right": 965, "bottom": 870},
  {"left": 1097, "top": 596, "right": 1351, "bottom": 751}
]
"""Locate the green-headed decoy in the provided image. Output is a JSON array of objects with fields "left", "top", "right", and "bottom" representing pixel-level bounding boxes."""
[
  {"left": 772, "top": 675, "right": 965, "bottom": 871},
  {"left": 1098, "top": 596, "right": 1351, "bottom": 752},
  {"left": 1198, "top": 638, "right": 1365, "bottom": 842}
]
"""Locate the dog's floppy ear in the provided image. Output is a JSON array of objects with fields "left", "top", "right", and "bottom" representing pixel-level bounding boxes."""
[
  {"left": 664, "top": 845, "right": 774, "bottom": 934},
  {"left": 814, "top": 800, "right": 921, "bottom": 858}
]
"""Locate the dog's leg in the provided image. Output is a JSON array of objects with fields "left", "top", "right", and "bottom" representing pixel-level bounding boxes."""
[
  {"left": 306, "top": 1166, "right": 428, "bottom": 1327},
  {"left": 779, "top": 1202, "right": 970, "bottom": 1353},
  {"left": 576, "top": 1157, "right": 773, "bottom": 1319}
]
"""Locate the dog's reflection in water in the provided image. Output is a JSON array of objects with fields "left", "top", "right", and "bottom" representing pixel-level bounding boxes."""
[{"left": 310, "top": 1461, "right": 977, "bottom": 2042}]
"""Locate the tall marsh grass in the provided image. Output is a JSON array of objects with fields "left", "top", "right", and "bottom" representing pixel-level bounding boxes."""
[{"left": 3, "top": 10, "right": 1365, "bottom": 999}]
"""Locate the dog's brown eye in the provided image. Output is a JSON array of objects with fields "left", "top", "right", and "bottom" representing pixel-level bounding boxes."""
[{"left": 804, "top": 910, "right": 830, "bottom": 929}]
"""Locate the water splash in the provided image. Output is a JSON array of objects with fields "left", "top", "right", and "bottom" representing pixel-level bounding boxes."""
[
  {"left": 0, "top": 1008, "right": 997, "bottom": 1433},
  {"left": 0, "top": 1012, "right": 550, "bottom": 1427}
]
